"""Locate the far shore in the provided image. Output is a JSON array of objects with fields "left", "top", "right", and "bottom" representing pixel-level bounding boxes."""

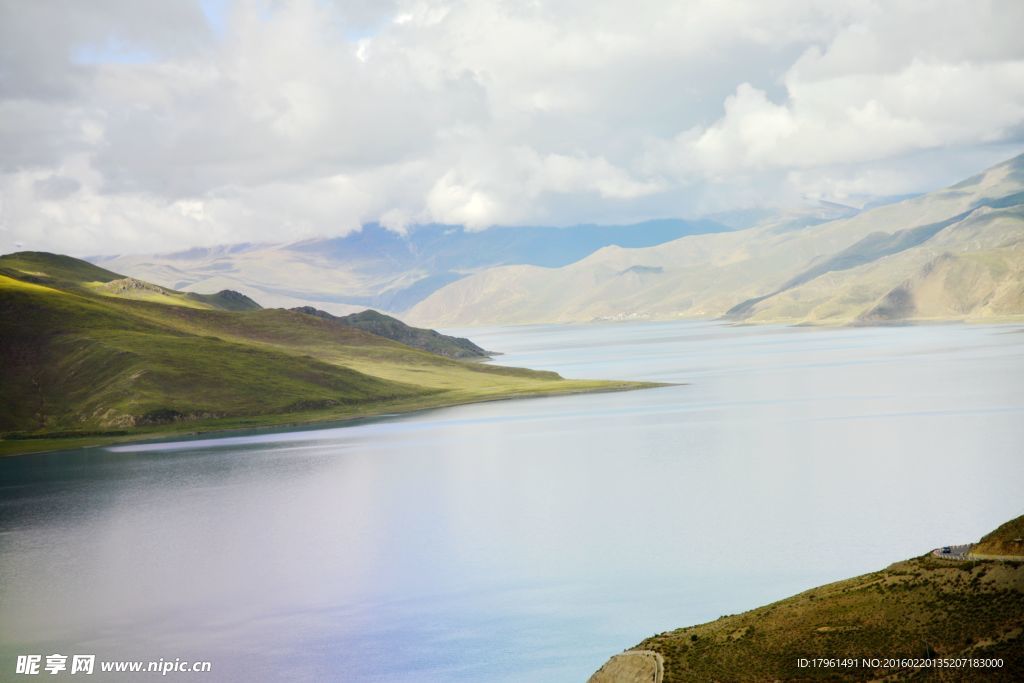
[{"left": 438, "top": 314, "right": 1024, "bottom": 330}]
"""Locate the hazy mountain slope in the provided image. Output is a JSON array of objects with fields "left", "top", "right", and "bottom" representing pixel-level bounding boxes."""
[
  {"left": 860, "top": 248, "right": 1024, "bottom": 322},
  {"left": 407, "top": 153, "right": 1024, "bottom": 326},
  {"left": 89, "top": 219, "right": 735, "bottom": 315},
  {"left": 743, "top": 205, "right": 1024, "bottom": 323},
  {"left": 595, "top": 515, "right": 1024, "bottom": 682},
  {"left": 91, "top": 248, "right": 371, "bottom": 315},
  {"left": 0, "top": 252, "right": 651, "bottom": 454}
]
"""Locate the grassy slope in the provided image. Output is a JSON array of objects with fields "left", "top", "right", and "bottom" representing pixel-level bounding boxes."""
[
  {"left": 0, "top": 274, "right": 424, "bottom": 430},
  {"left": 627, "top": 516, "right": 1024, "bottom": 682},
  {"left": 1, "top": 253, "right": 652, "bottom": 456},
  {"left": 974, "top": 518, "right": 1024, "bottom": 558}
]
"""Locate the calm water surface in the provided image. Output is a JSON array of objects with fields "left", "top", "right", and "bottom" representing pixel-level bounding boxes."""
[{"left": 2, "top": 321, "right": 1023, "bottom": 681}]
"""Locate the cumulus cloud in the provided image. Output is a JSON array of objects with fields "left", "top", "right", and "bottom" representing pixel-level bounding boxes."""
[
  {"left": 1, "top": 0, "right": 1022, "bottom": 255},
  {"left": 667, "top": 50, "right": 1024, "bottom": 174}
]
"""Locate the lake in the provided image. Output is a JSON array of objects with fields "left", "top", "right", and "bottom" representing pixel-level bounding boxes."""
[{"left": 2, "top": 321, "right": 1023, "bottom": 681}]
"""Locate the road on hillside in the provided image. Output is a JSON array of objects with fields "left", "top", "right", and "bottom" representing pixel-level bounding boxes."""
[{"left": 931, "top": 544, "right": 973, "bottom": 560}]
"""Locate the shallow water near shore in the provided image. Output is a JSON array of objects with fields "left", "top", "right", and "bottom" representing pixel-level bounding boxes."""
[{"left": 2, "top": 321, "right": 1023, "bottom": 681}]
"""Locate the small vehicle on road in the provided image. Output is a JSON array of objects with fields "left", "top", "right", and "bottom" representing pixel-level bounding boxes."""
[{"left": 942, "top": 546, "right": 952, "bottom": 554}]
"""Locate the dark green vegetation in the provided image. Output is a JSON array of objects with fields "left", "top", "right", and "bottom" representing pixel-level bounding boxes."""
[
  {"left": 625, "top": 516, "right": 1024, "bottom": 681},
  {"left": 189, "top": 288, "right": 261, "bottom": 311},
  {"left": 291, "top": 306, "right": 490, "bottom": 359},
  {"left": 1, "top": 252, "right": 652, "bottom": 456}
]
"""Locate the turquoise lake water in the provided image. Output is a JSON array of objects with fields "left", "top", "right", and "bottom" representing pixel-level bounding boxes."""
[{"left": 2, "top": 321, "right": 1023, "bottom": 681}]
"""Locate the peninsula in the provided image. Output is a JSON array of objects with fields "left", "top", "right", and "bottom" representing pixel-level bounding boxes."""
[{"left": 0, "top": 252, "right": 656, "bottom": 456}]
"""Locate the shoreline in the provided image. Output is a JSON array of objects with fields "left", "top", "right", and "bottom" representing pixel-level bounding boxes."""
[
  {"left": 0, "top": 379, "right": 672, "bottom": 458},
  {"left": 434, "top": 315, "right": 1024, "bottom": 332}
]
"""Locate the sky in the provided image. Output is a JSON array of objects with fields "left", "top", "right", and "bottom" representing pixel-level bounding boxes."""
[{"left": 1, "top": 0, "right": 1023, "bottom": 256}]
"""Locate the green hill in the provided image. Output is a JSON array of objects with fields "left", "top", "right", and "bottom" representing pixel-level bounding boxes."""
[
  {"left": 291, "top": 306, "right": 490, "bottom": 359},
  {"left": 0, "top": 252, "right": 652, "bottom": 456},
  {"left": 595, "top": 515, "right": 1024, "bottom": 682}
]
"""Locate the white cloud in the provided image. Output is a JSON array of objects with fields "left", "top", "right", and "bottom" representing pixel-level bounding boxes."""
[
  {"left": 427, "top": 171, "right": 502, "bottom": 229},
  {"left": 669, "top": 60, "right": 1024, "bottom": 175},
  {"left": 1, "top": 0, "right": 1022, "bottom": 255}
]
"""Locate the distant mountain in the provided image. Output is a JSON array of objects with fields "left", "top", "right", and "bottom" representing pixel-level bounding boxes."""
[
  {"left": 0, "top": 252, "right": 648, "bottom": 455},
  {"left": 291, "top": 307, "right": 490, "bottom": 359},
  {"left": 90, "top": 218, "right": 738, "bottom": 315},
  {"left": 407, "top": 153, "right": 1024, "bottom": 326}
]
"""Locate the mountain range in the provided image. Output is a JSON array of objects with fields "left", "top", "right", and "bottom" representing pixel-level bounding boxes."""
[
  {"left": 91, "top": 218, "right": 744, "bottom": 315},
  {"left": 407, "top": 153, "right": 1024, "bottom": 327},
  {"left": 82, "top": 154, "right": 1024, "bottom": 328}
]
